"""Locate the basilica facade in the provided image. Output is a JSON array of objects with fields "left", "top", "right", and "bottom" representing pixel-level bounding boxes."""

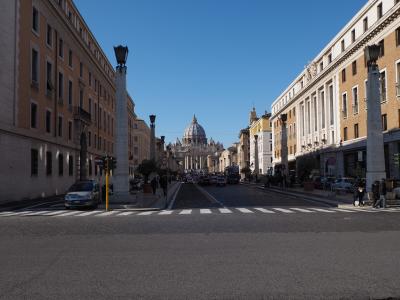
[{"left": 170, "top": 116, "right": 223, "bottom": 172}]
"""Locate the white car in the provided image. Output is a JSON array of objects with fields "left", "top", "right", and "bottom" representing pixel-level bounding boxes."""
[
  {"left": 331, "top": 178, "right": 354, "bottom": 192},
  {"left": 64, "top": 180, "right": 100, "bottom": 209}
]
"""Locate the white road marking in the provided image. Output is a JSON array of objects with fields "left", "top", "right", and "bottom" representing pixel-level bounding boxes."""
[
  {"left": 77, "top": 210, "right": 102, "bottom": 216},
  {"left": 236, "top": 208, "right": 254, "bottom": 213},
  {"left": 254, "top": 207, "right": 275, "bottom": 213},
  {"left": 167, "top": 182, "right": 183, "bottom": 210},
  {"left": 158, "top": 210, "right": 174, "bottom": 215},
  {"left": 272, "top": 208, "right": 295, "bottom": 213},
  {"left": 332, "top": 208, "right": 357, "bottom": 213},
  {"left": 117, "top": 211, "right": 135, "bottom": 216},
  {"left": 41, "top": 210, "right": 69, "bottom": 216},
  {"left": 348, "top": 208, "right": 379, "bottom": 213},
  {"left": 95, "top": 211, "right": 119, "bottom": 217},
  {"left": 137, "top": 211, "right": 156, "bottom": 216},
  {"left": 179, "top": 209, "right": 192, "bottom": 215},
  {"left": 309, "top": 208, "right": 336, "bottom": 213},
  {"left": 289, "top": 208, "right": 315, "bottom": 213},
  {"left": 23, "top": 210, "right": 51, "bottom": 216},
  {"left": 54, "top": 211, "right": 82, "bottom": 217},
  {"left": 218, "top": 208, "right": 232, "bottom": 214},
  {"left": 200, "top": 209, "right": 212, "bottom": 214},
  {"left": 2, "top": 210, "right": 34, "bottom": 217}
]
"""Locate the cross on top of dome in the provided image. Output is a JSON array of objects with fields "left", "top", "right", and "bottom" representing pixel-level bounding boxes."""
[{"left": 192, "top": 114, "right": 197, "bottom": 123}]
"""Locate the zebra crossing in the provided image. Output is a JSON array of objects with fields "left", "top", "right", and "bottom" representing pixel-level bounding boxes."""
[{"left": 0, "top": 206, "right": 400, "bottom": 218}]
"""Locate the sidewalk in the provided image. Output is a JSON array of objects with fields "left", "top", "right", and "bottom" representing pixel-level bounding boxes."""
[{"left": 101, "top": 181, "right": 182, "bottom": 211}]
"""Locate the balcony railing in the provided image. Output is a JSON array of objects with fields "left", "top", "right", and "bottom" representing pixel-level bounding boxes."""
[{"left": 73, "top": 106, "right": 91, "bottom": 124}]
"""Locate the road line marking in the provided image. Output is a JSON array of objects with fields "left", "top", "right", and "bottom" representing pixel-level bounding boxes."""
[
  {"left": 218, "top": 208, "right": 232, "bottom": 214},
  {"left": 236, "top": 208, "right": 254, "bottom": 213},
  {"left": 41, "top": 210, "right": 69, "bottom": 216},
  {"left": 272, "top": 208, "right": 295, "bottom": 213},
  {"left": 167, "top": 182, "right": 183, "bottom": 210},
  {"left": 23, "top": 200, "right": 64, "bottom": 210},
  {"left": 254, "top": 207, "right": 275, "bottom": 213},
  {"left": 194, "top": 184, "right": 225, "bottom": 207},
  {"left": 179, "top": 209, "right": 192, "bottom": 215},
  {"left": 309, "top": 208, "right": 336, "bottom": 213},
  {"left": 117, "top": 211, "right": 135, "bottom": 216},
  {"left": 289, "top": 208, "right": 315, "bottom": 213},
  {"left": 2, "top": 210, "right": 34, "bottom": 217},
  {"left": 77, "top": 210, "right": 102, "bottom": 216},
  {"left": 158, "top": 210, "right": 173, "bottom": 215},
  {"left": 200, "top": 209, "right": 212, "bottom": 214},
  {"left": 95, "top": 211, "right": 119, "bottom": 217},
  {"left": 0, "top": 211, "right": 18, "bottom": 216},
  {"left": 347, "top": 208, "right": 379, "bottom": 213},
  {"left": 54, "top": 211, "right": 82, "bottom": 217},
  {"left": 332, "top": 208, "right": 357, "bottom": 213},
  {"left": 23, "top": 210, "right": 51, "bottom": 216},
  {"left": 137, "top": 211, "right": 156, "bottom": 216}
]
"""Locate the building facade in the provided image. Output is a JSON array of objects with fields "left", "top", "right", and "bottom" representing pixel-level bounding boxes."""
[
  {"left": 0, "top": 0, "right": 146, "bottom": 202},
  {"left": 271, "top": 0, "right": 400, "bottom": 180},
  {"left": 171, "top": 115, "right": 223, "bottom": 172},
  {"left": 249, "top": 110, "right": 273, "bottom": 175},
  {"left": 237, "top": 128, "right": 250, "bottom": 177}
]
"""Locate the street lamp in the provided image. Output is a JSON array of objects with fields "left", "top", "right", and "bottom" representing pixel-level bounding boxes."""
[
  {"left": 113, "top": 45, "right": 128, "bottom": 67},
  {"left": 149, "top": 115, "right": 156, "bottom": 124},
  {"left": 364, "top": 44, "right": 381, "bottom": 66}
]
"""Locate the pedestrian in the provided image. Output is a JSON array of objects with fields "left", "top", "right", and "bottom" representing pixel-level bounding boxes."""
[
  {"left": 379, "top": 178, "right": 387, "bottom": 208},
  {"left": 160, "top": 175, "right": 168, "bottom": 197},
  {"left": 150, "top": 177, "right": 158, "bottom": 195},
  {"left": 355, "top": 184, "right": 365, "bottom": 206},
  {"left": 372, "top": 180, "right": 381, "bottom": 208}
]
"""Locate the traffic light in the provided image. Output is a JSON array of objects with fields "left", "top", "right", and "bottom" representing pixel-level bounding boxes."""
[{"left": 109, "top": 156, "right": 117, "bottom": 171}]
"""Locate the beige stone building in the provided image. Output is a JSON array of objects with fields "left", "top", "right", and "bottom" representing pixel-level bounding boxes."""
[
  {"left": 0, "top": 0, "right": 147, "bottom": 202},
  {"left": 271, "top": 0, "right": 400, "bottom": 179}
]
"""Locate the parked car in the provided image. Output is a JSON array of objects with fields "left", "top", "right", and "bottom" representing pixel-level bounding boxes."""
[
  {"left": 331, "top": 178, "right": 355, "bottom": 192},
  {"left": 216, "top": 176, "right": 227, "bottom": 187},
  {"left": 210, "top": 175, "right": 218, "bottom": 185},
  {"left": 65, "top": 180, "right": 100, "bottom": 209}
]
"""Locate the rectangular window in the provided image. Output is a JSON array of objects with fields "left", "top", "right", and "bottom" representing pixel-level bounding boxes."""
[
  {"left": 89, "top": 72, "right": 92, "bottom": 86},
  {"left": 68, "top": 155, "right": 73, "bottom": 176},
  {"left": 341, "top": 39, "right": 345, "bottom": 52},
  {"left": 32, "top": 6, "right": 39, "bottom": 32},
  {"left": 88, "top": 131, "right": 91, "bottom": 147},
  {"left": 353, "top": 87, "right": 359, "bottom": 114},
  {"left": 397, "top": 62, "right": 400, "bottom": 96},
  {"left": 89, "top": 159, "right": 92, "bottom": 176},
  {"left": 134, "top": 147, "right": 138, "bottom": 155},
  {"left": 396, "top": 27, "right": 400, "bottom": 47},
  {"left": 351, "top": 29, "right": 356, "bottom": 43},
  {"left": 342, "top": 93, "right": 348, "bottom": 119},
  {"left": 46, "top": 151, "right": 52, "bottom": 176},
  {"left": 58, "top": 153, "right": 63, "bottom": 176},
  {"left": 307, "top": 101, "right": 311, "bottom": 134},
  {"left": 313, "top": 96, "right": 318, "bottom": 132},
  {"left": 79, "top": 62, "right": 83, "bottom": 78},
  {"left": 363, "top": 17, "right": 368, "bottom": 32},
  {"left": 68, "top": 120, "right": 72, "bottom": 140},
  {"left": 68, "top": 49, "right": 72, "bottom": 67},
  {"left": 328, "top": 54, "right": 332, "bottom": 64},
  {"left": 79, "top": 89, "right": 83, "bottom": 108},
  {"left": 58, "top": 115, "right": 63, "bottom": 137},
  {"left": 31, "top": 48, "right": 38, "bottom": 83},
  {"left": 94, "top": 134, "right": 97, "bottom": 149},
  {"left": 341, "top": 69, "right": 346, "bottom": 82},
  {"left": 31, "top": 102, "right": 37, "bottom": 128},
  {"left": 58, "top": 72, "right": 63, "bottom": 101},
  {"left": 46, "top": 24, "right": 52, "bottom": 46},
  {"left": 380, "top": 70, "right": 387, "bottom": 102},
  {"left": 31, "top": 149, "right": 38, "bottom": 176},
  {"left": 352, "top": 61, "right": 357, "bottom": 75},
  {"left": 382, "top": 114, "right": 388, "bottom": 131},
  {"left": 46, "top": 61, "right": 52, "bottom": 93},
  {"left": 354, "top": 123, "right": 359, "bottom": 139},
  {"left": 379, "top": 40, "right": 385, "bottom": 57},
  {"left": 46, "top": 110, "right": 51, "bottom": 133},
  {"left": 377, "top": 3, "right": 383, "bottom": 19},
  {"left": 59, "top": 38, "right": 64, "bottom": 58},
  {"left": 343, "top": 127, "right": 348, "bottom": 141},
  {"left": 68, "top": 80, "right": 72, "bottom": 107}
]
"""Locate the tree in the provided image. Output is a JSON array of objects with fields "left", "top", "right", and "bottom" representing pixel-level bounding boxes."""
[
  {"left": 296, "top": 155, "right": 318, "bottom": 182},
  {"left": 136, "top": 159, "right": 157, "bottom": 183}
]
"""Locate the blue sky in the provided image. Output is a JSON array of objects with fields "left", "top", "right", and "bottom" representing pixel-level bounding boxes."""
[{"left": 74, "top": 0, "right": 366, "bottom": 147}]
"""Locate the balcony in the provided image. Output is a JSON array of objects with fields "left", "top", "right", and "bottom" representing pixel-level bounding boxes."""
[{"left": 73, "top": 106, "right": 91, "bottom": 124}]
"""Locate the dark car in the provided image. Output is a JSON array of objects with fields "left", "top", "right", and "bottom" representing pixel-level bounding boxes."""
[{"left": 64, "top": 180, "right": 100, "bottom": 209}]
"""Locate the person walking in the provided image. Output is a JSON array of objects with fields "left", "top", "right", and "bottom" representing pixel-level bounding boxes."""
[
  {"left": 355, "top": 183, "right": 365, "bottom": 206},
  {"left": 372, "top": 180, "right": 381, "bottom": 208},
  {"left": 378, "top": 178, "right": 387, "bottom": 208},
  {"left": 150, "top": 177, "right": 158, "bottom": 195},
  {"left": 160, "top": 175, "right": 168, "bottom": 197}
]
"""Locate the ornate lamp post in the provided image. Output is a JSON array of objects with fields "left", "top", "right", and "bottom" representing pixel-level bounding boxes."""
[
  {"left": 365, "top": 44, "right": 386, "bottom": 192},
  {"left": 112, "top": 45, "right": 130, "bottom": 200}
]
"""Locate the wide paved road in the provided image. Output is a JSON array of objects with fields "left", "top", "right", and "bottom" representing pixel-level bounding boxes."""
[{"left": 0, "top": 183, "right": 400, "bottom": 299}]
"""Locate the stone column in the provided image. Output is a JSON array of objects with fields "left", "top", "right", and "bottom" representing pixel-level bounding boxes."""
[
  {"left": 280, "top": 114, "right": 289, "bottom": 177},
  {"left": 366, "top": 47, "right": 386, "bottom": 192},
  {"left": 149, "top": 115, "right": 156, "bottom": 161},
  {"left": 113, "top": 64, "right": 129, "bottom": 197},
  {"left": 254, "top": 135, "right": 259, "bottom": 175}
]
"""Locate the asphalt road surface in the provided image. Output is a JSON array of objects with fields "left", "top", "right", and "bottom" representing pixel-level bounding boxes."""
[{"left": 0, "top": 183, "right": 400, "bottom": 299}]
